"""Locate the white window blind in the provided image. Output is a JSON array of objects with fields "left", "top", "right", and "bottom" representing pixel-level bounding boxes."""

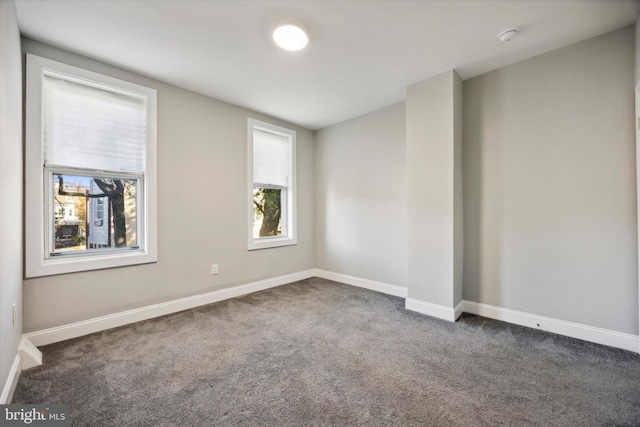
[
  {"left": 43, "top": 74, "right": 147, "bottom": 173},
  {"left": 252, "top": 129, "right": 290, "bottom": 187}
]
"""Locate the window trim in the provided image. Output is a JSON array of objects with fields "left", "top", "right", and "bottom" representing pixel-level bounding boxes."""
[
  {"left": 247, "top": 118, "right": 297, "bottom": 250},
  {"left": 25, "top": 54, "right": 158, "bottom": 277}
]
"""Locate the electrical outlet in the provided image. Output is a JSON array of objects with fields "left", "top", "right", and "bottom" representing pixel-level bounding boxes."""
[{"left": 211, "top": 264, "right": 219, "bottom": 275}]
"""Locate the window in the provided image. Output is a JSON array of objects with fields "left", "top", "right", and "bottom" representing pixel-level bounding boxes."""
[
  {"left": 248, "top": 119, "right": 296, "bottom": 250},
  {"left": 25, "top": 54, "right": 157, "bottom": 277}
]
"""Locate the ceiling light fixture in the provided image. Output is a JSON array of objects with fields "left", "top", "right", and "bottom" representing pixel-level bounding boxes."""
[
  {"left": 498, "top": 29, "right": 518, "bottom": 42},
  {"left": 273, "top": 25, "right": 308, "bottom": 51}
]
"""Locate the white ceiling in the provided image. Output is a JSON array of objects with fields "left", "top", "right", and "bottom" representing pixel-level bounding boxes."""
[{"left": 15, "top": 0, "right": 640, "bottom": 130}]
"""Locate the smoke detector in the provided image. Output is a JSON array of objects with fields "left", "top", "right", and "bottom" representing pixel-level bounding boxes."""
[{"left": 498, "top": 29, "right": 518, "bottom": 42}]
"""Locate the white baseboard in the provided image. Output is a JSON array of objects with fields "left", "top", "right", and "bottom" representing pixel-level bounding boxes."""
[
  {"left": 18, "top": 336, "right": 42, "bottom": 369},
  {"left": 0, "top": 355, "right": 21, "bottom": 404},
  {"left": 21, "top": 268, "right": 640, "bottom": 354},
  {"left": 314, "top": 270, "right": 638, "bottom": 353},
  {"left": 463, "top": 301, "right": 640, "bottom": 353},
  {"left": 405, "top": 298, "right": 459, "bottom": 322},
  {"left": 25, "top": 269, "right": 316, "bottom": 347},
  {"left": 454, "top": 300, "right": 465, "bottom": 320},
  {"left": 313, "top": 269, "right": 407, "bottom": 298}
]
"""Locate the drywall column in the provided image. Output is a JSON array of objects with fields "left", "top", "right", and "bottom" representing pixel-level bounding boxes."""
[{"left": 405, "top": 70, "right": 463, "bottom": 321}]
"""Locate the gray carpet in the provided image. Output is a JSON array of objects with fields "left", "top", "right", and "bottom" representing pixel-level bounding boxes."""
[{"left": 13, "top": 278, "right": 640, "bottom": 426}]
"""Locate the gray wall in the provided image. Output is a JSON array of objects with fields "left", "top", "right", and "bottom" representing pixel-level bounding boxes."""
[
  {"left": 636, "top": 15, "right": 640, "bottom": 86},
  {"left": 463, "top": 26, "right": 638, "bottom": 334},
  {"left": 22, "top": 39, "right": 315, "bottom": 332},
  {"left": 15, "top": 20, "right": 640, "bottom": 342},
  {"left": 315, "top": 103, "right": 407, "bottom": 287},
  {"left": 0, "top": 0, "right": 23, "bottom": 394}
]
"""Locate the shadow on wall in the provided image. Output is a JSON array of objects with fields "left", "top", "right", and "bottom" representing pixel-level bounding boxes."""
[{"left": 463, "top": 75, "right": 504, "bottom": 308}]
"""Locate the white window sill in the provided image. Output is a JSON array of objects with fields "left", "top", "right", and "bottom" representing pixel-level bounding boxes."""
[
  {"left": 26, "top": 251, "right": 157, "bottom": 278},
  {"left": 248, "top": 236, "right": 297, "bottom": 251}
]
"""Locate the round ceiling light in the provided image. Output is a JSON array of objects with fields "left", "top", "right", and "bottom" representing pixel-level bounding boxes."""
[{"left": 273, "top": 25, "right": 308, "bottom": 51}]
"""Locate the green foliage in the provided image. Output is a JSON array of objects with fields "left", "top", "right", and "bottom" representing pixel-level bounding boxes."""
[
  {"left": 253, "top": 188, "right": 282, "bottom": 237},
  {"left": 71, "top": 234, "right": 86, "bottom": 246}
]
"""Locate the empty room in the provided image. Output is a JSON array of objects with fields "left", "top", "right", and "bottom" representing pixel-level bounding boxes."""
[{"left": 1, "top": 0, "right": 640, "bottom": 425}]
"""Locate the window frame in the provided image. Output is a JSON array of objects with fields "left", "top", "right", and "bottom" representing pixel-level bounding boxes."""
[
  {"left": 247, "top": 118, "right": 297, "bottom": 250},
  {"left": 25, "top": 54, "right": 158, "bottom": 277}
]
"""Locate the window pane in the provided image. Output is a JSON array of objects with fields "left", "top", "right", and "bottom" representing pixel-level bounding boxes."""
[
  {"left": 52, "top": 173, "right": 138, "bottom": 254},
  {"left": 253, "top": 188, "right": 283, "bottom": 238}
]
